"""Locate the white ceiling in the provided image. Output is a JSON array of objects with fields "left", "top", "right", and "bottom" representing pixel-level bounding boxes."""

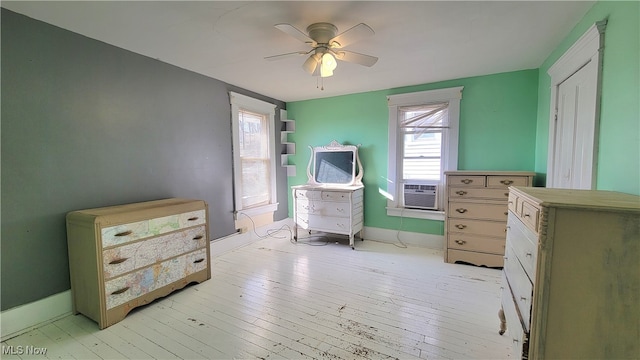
[{"left": 3, "top": 1, "right": 594, "bottom": 102}]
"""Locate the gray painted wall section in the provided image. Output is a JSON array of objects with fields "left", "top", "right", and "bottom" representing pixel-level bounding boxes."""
[{"left": 1, "top": 9, "right": 288, "bottom": 310}]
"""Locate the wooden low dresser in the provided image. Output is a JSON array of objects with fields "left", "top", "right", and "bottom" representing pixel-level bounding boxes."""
[
  {"left": 444, "top": 171, "right": 535, "bottom": 267},
  {"left": 66, "top": 198, "right": 211, "bottom": 329},
  {"left": 292, "top": 185, "right": 364, "bottom": 249},
  {"left": 499, "top": 187, "right": 639, "bottom": 359}
]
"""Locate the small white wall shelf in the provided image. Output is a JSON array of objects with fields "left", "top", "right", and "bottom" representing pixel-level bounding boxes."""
[{"left": 280, "top": 109, "right": 296, "bottom": 177}]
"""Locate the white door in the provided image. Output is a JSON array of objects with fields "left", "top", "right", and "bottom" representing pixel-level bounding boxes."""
[{"left": 550, "top": 59, "right": 598, "bottom": 189}]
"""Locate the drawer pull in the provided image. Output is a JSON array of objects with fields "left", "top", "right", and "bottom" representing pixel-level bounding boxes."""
[
  {"left": 461, "top": 179, "right": 473, "bottom": 184},
  {"left": 504, "top": 192, "right": 509, "bottom": 197},
  {"left": 500, "top": 180, "right": 514, "bottom": 185},
  {"left": 114, "top": 230, "right": 133, "bottom": 237},
  {"left": 188, "top": 216, "right": 199, "bottom": 221},
  {"left": 526, "top": 252, "right": 533, "bottom": 257},
  {"left": 455, "top": 224, "right": 467, "bottom": 230},
  {"left": 455, "top": 208, "right": 468, "bottom": 214},
  {"left": 504, "top": 212, "right": 508, "bottom": 216},
  {"left": 455, "top": 240, "right": 466, "bottom": 245},
  {"left": 111, "top": 287, "right": 130, "bottom": 295},
  {"left": 455, "top": 190, "right": 468, "bottom": 196},
  {"left": 193, "top": 235, "right": 204, "bottom": 240},
  {"left": 193, "top": 258, "right": 205, "bottom": 264},
  {"left": 336, "top": 208, "right": 344, "bottom": 212},
  {"left": 520, "top": 296, "right": 527, "bottom": 301},
  {"left": 523, "top": 213, "right": 531, "bottom": 218},
  {"left": 108, "top": 258, "right": 129, "bottom": 265}
]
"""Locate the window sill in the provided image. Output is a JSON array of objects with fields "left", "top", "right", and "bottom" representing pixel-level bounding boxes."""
[
  {"left": 386, "top": 207, "right": 445, "bottom": 221},
  {"left": 236, "top": 203, "right": 279, "bottom": 218}
]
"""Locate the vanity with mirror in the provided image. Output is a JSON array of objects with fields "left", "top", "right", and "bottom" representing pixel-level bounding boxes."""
[{"left": 292, "top": 140, "right": 364, "bottom": 249}]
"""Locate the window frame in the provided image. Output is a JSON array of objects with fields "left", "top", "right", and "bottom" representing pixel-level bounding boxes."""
[
  {"left": 230, "top": 92, "right": 278, "bottom": 218},
  {"left": 386, "top": 86, "right": 463, "bottom": 220}
]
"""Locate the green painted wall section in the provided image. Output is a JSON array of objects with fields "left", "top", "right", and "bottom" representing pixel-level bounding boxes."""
[
  {"left": 287, "top": 69, "right": 538, "bottom": 235},
  {"left": 535, "top": 1, "right": 640, "bottom": 194}
]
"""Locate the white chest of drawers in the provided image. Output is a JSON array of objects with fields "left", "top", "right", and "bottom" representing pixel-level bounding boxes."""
[
  {"left": 66, "top": 198, "right": 211, "bottom": 329},
  {"left": 445, "top": 171, "right": 534, "bottom": 267},
  {"left": 500, "top": 187, "right": 640, "bottom": 359},
  {"left": 292, "top": 185, "right": 364, "bottom": 249}
]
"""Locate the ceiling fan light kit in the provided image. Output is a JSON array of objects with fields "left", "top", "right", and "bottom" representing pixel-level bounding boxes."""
[{"left": 267, "top": 21, "right": 378, "bottom": 86}]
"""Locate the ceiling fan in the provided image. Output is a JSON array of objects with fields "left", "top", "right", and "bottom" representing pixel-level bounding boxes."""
[{"left": 265, "top": 22, "right": 378, "bottom": 77}]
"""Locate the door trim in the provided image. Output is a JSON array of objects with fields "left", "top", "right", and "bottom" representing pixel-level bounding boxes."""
[{"left": 546, "top": 21, "right": 607, "bottom": 189}]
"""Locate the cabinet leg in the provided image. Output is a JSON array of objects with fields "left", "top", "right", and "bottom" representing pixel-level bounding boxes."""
[
  {"left": 350, "top": 234, "right": 355, "bottom": 250},
  {"left": 498, "top": 308, "right": 507, "bottom": 335}
]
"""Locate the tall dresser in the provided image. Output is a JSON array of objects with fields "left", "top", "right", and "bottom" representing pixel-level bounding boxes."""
[
  {"left": 500, "top": 187, "right": 639, "bottom": 359},
  {"left": 445, "top": 171, "right": 535, "bottom": 267},
  {"left": 66, "top": 198, "right": 211, "bottom": 329}
]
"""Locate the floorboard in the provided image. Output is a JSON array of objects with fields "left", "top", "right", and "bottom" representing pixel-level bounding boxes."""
[{"left": 3, "top": 234, "right": 514, "bottom": 359}]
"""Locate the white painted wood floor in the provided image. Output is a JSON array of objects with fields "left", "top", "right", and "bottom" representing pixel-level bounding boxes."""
[{"left": 2, "top": 234, "right": 514, "bottom": 359}]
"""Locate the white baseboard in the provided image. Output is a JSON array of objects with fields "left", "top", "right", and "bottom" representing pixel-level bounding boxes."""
[
  {"left": 0, "top": 218, "right": 441, "bottom": 341},
  {"left": 210, "top": 217, "right": 295, "bottom": 257},
  {"left": 0, "top": 290, "right": 73, "bottom": 341},
  {"left": 362, "top": 226, "right": 444, "bottom": 250}
]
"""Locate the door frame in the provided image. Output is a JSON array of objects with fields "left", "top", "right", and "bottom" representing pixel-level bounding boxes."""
[{"left": 546, "top": 20, "right": 607, "bottom": 189}]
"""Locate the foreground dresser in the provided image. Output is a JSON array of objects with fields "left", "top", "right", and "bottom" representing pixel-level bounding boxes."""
[
  {"left": 292, "top": 185, "right": 364, "bottom": 249},
  {"left": 500, "top": 187, "right": 639, "bottom": 359},
  {"left": 66, "top": 198, "right": 211, "bottom": 329},
  {"left": 445, "top": 171, "right": 534, "bottom": 267}
]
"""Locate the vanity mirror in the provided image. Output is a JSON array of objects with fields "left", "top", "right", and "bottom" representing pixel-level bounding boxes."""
[{"left": 306, "top": 140, "right": 363, "bottom": 186}]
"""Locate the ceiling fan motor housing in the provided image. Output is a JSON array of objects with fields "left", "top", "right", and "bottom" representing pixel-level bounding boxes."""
[{"left": 306, "top": 23, "right": 338, "bottom": 46}]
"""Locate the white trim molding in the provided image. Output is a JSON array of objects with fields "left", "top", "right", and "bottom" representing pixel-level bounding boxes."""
[
  {"left": 546, "top": 21, "right": 606, "bottom": 189},
  {"left": 1, "top": 291, "right": 73, "bottom": 341}
]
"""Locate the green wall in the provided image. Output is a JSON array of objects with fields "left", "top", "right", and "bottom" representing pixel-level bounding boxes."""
[
  {"left": 535, "top": 1, "right": 640, "bottom": 194},
  {"left": 287, "top": 69, "right": 539, "bottom": 235}
]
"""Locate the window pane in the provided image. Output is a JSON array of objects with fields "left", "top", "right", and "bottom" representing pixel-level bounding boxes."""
[
  {"left": 239, "top": 109, "right": 271, "bottom": 209},
  {"left": 241, "top": 159, "right": 270, "bottom": 208},
  {"left": 403, "top": 132, "right": 441, "bottom": 180}
]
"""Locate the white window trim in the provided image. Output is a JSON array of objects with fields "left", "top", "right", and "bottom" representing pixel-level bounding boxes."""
[
  {"left": 386, "top": 86, "right": 463, "bottom": 220},
  {"left": 229, "top": 92, "right": 278, "bottom": 218}
]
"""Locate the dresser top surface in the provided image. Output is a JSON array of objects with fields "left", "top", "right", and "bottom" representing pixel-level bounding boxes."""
[
  {"left": 511, "top": 187, "right": 640, "bottom": 212},
  {"left": 67, "top": 198, "right": 206, "bottom": 221},
  {"left": 445, "top": 170, "right": 536, "bottom": 176},
  {"left": 292, "top": 184, "right": 364, "bottom": 192}
]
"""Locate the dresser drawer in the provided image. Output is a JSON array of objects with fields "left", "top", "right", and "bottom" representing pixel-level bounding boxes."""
[
  {"left": 447, "top": 233, "right": 505, "bottom": 254},
  {"left": 104, "top": 248, "right": 208, "bottom": 310},
  {"left": 297, "top": 214, "right": 351, "bottom": 234},
  {"left": 447, "top": 249, "right": 504, "bottom": 267},
  {"left": 102, "top": 225, "right": 207, "bottom": 279},
  {"left": 487, "top": 175, "right": 529, "bottom": 188},
  {"left": 294, "top": 189, "right": 322, "bottom": 200},
  {"left": 448, "top": 201, "right": 508, "bottom": 221},
  {"left": 321, "top": 191, "right": 354, "bottom": 202},
  {"left": 101, "top": 209, "right": 206, "bottom": 248},
  {"left": 504, "top": 245, "right": 533, "bottom": 331},
  {"left": 448, "top": 218, "right": 507, "bottom": 238},
  {"left": 519, "top": 200, "right": 540, "bottom": 234},
  {"left": 448, "top": 175, "right": 486, "bottom": 187},
  {"left": 501, "top": 273, "right": 528, "bottom": 359},
  {"left": 449, "top": 187, "right": 510, "bottom": 200},
  {"left": 508, "top": 192, "right": 518, "bottom": 214},
  {"left": 507, "top": 215, "right": 538, "bottom": 281}
]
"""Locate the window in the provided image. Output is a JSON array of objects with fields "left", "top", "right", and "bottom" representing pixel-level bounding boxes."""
[
  {"left": 230, "top": 92, "right": 278, "bottom": 217},
  {"left": 386, "top": 87, "right": 463, "bottom": 220}
]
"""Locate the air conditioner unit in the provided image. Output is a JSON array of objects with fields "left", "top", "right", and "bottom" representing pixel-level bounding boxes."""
[{"left": 403, "top": 183, "right": 437, "bottom": 210}]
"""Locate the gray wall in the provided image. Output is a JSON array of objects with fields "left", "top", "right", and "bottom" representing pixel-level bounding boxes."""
[{"left": 1, "top": 9, "right": 287, "bottom": 310}]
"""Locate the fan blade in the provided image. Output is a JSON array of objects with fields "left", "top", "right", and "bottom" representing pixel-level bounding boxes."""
[
  {"left": 264, "top": 51, "right": 309, "bottom": 61},
  {"left": 302, "top": 53, "right": 321, "bottom": 74},
  {"left": 275, "top": 23, "right": 316, "bottom": 46},
  {"left": 333, "top": 50, "right": 378, "bottom": 67},
  {"left": 329, "top": 23, "right": 374, "bottom": 48}
]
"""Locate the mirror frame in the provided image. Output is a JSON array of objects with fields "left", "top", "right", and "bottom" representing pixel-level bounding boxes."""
[{"left": 306, "top": 140, "right": 363, "bottom": 186}]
